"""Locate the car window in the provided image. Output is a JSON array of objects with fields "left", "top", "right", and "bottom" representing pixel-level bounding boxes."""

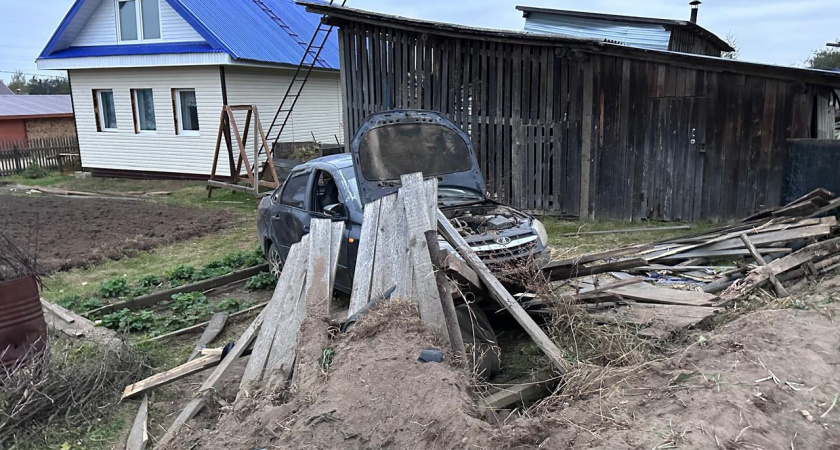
[
  {"left": 311, "top": 170, "right": 341, "bottom": 214},
  {"left": 280, "top": 170, "right": 309, "bottom": 208}
]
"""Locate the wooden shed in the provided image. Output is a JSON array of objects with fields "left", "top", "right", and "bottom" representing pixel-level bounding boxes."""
[{"left": 304, "top": 3, "right": 840, "bottom": 222}]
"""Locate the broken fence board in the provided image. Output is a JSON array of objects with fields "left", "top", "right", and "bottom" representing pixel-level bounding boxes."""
[
  {"left": 348, "top": 198, "right": 382, "bottom": 318},
  {"left": 401, "top": 174, "right": 447, "bottom": 331},
  {"left": 559, "top": 225, "right": 691, "bottom": 237},
  {"left": 545, "top": 258, "right": 648, "bottom": 281},
  {"left": 41, "top": 298, "right": 75, "bottom": 323},
  {"left": 657, "top": 248, "right": 793, "bottom": 261},
  {"left": 426, "top": 229, "right": 466, "bottom": 360},
  {"left": 122, "top": 352, "right": 222, "bottom": 400},
  {"left": 126, "top": 395, "right": 149, "bottom": 450},
  {"left": 187, "top": 312, "right": 229, "bottom": 362},
  {"left": 437, "top": 209, "right": 571, "bottom": 374},
  {"left": 698, "top": 222, "right": 833, "bottom": 252},
  {"left": 740, "top": 234, "right": 789, "bottom": 298},
  {"left": 373, "top": 193, "right": 411, "bottom": 301},
  {"left": 240, "top": 238, "right": 309, "bottom": 392},
  {"left": 591, "top": 303, "right": 719, "bottom": 339},
  {"left": 544, "top": 244, "right": 652, "bottom": 269},
  {"left": 154, "top": 307, "right": 268, "bottom": 449}
]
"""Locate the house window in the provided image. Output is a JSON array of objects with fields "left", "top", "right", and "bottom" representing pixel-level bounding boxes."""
[
  {"left": 117, "top": 0, "right": 160, "bottom": 42},
  {"left": 131, "top": 89, "right": 156, "bottom": 132},
  {"left": 173, "top": 89, "right": 199, "bottom": 135},
  {"left": 94, "top": 89, "right": 118, "bottom": 131}
]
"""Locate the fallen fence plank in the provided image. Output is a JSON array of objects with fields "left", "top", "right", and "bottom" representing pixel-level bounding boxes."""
[
  {"left": 657, "top": 248, "right": 793, "bottom": 261},
  {"left": 348, "top": 198, "right": 382, "bottom": 318},
  {"left": 437, "top": 209, "right": 571, "bottom": 374},
  {"left": 591, "top": 303, "right": 719, "bottom": 339},
  {"left": 544, "top": 244, "right": 652, "bottom": 268},
  {"left": 87, "top": 264, "right": 268, "bottom": 316},
  {"left": 545, "top": 258, "right": 648, "bottom": 281},
  {"left": 187, "top": 312, "right": 229, "bottom": 362},
  {"left": 698, "top": 222, "right": 833, "bottom": 252},
  {"left": 442, "top": 251, "right": 484, "bottom": 290},
  {"left": 154, "top": 308, "right": 268, "bottom": 449},
  {"left": 122, "top": 352, "right": 223, "bottom": 400},
  {"left": 126, "top": 395, "right": 149, "bottom": 450},
  {"left": 559, "top": 225, "right": 691, "bottom": 237}
]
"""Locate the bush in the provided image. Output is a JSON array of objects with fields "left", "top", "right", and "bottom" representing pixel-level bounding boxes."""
[
  {"left": 98, "top": 277, "right": 131, "bottom": 298},
  {"left": 21, "top": 161, "right": 50, "bottom": 179},
  {"left": 244, "top": 272, "right": 277, "bottom": 291},
  {"left": 136, "top": 274, "right": 161, "bottom": 288}
]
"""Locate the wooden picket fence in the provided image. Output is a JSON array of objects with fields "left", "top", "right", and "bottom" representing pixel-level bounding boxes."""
[{"left": 0, "top": 137, "right": 80, "bottom": 176}]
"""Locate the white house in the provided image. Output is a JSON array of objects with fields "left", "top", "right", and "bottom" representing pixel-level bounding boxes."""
[{"left": 37, "top": 0, "right": 343, "bottom": 178}]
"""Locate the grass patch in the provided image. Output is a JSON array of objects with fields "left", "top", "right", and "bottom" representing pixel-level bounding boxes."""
[{"left": 540, "top": 217, "right": 715, "bottom": 259}]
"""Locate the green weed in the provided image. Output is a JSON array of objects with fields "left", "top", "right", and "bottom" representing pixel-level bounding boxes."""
[
  {"left": 244, "top": 272, "right": 276, "bottom": 291},
  {"left": 98, "top": 277, "right": 131, "bottom": 298}
]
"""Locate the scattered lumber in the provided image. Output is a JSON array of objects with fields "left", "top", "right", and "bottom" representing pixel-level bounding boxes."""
[
  {"left": 591, "top": 303, "right": 719, "bottom": 339},
  {"left": 187, "top": 312, "right": 229, "bottom": 362},
  {"left": 126, "top": 395, "right": 149, "bottom": 450},
  {"left": 740, "top": 234, "right": 789, "bottom": 298},
  {"left": 559, "top": 225, "right": 691, "bottom": 237},
  {"left": 544, "top": 258, "right": 648, "bottom": 281},
  {"left": 122, "top": 351, "right": 226, "bottom": 400}
]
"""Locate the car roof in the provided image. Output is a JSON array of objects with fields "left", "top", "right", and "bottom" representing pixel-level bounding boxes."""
[{"left": 296, "top": 153, "right": 353, "bottom": 171}]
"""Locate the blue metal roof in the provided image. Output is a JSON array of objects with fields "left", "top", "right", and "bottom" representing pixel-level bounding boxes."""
[
  {"left": 523, "top": 11, "right": 671, "bottom": 51},
  {"left": 39, "top": 42, "right": 223, "bottom": 59},
  {"left": 39, "top": 0, "right": 339, "bottom": 68}
]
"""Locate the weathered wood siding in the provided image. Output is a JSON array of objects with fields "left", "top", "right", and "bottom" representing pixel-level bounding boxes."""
[{"left": 337, "top": 22, "right": 835, "bottom": 221}]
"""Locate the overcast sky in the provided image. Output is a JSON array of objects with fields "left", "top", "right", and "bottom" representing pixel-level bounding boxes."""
[{"left": 1, "top": 0, "right": 837, "bottom": 82}]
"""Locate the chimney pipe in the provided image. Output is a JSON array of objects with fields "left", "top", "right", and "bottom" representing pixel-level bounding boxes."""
[{"left": 690, "top": 1, "right": 701, "bottom": 24}]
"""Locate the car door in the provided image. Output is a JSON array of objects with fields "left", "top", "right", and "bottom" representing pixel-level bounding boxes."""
[{"left": 270, "top": 168, "right": 314, "bottom": 260}]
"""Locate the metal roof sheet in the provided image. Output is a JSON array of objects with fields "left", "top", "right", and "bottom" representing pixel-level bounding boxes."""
[
  {"left": 0, "top": 95, "right": 74, "bottom": 119},
  {"left": 523, "top": 12, "right": 671, "bottom": 52},
  {"left": 0, "top": 81, "right": 14, "bottom": 96},
  {"left": 39, "top": 0, "right": 339, "bottom": 68}
]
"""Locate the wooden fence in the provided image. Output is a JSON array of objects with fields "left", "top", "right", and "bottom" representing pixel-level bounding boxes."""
[{"left": 0, "top": 137, "right": 80, "bottom": 176}]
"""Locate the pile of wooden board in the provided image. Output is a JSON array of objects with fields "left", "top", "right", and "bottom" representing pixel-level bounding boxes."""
[{"left": 531, "top": 188, "right": 840, "bottom": 338}]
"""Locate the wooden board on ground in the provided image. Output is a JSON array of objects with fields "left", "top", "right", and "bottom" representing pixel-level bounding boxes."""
[
  {"left": 544, "top": 244, "right": 652, "bottom": 268},
  {"left": 122, "top": 352, "right": 223, "bottom": 400},
  {"left": 604, "top": 273, "right": 718, "bottom": 306},
  {"left": 126, "top": 395, "right": 149, "bottom": 450},
  {"left": 187, "top": 312, "right": 229, "bottom": 362},
  {"left": 41, "top": 300, "right": 120, "bottom": 347},
  {"left": 590, "top": 303, "right": 719, "bottom": 339}
]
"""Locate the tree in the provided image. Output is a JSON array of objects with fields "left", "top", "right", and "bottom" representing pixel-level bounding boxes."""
[
  {"left": 807, "top": 46, "right": 840, "bottom": 71},
  {"left": 3, "top": 70, "right": 70, "bottom": 95},
  {"left": 721, "top": 31, "right": 740, "bottom": 60}
]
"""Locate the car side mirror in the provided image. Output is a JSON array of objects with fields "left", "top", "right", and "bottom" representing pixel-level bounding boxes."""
[{"left": 323, "top": 203, "right": 348, "bottom": 220}]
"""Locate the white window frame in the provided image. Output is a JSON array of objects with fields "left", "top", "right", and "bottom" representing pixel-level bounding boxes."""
[
  {"left": 131, "top": 88, "right": 157, "bottom": 134},
  {"left": 95, "top": 89, "right": 118, "bottom": 132},
  {"left": 116, "top": 0, "right": 163, "bottom": 43},
  {"left": 173, "top": 89, "right": 200, "bottom": 136}
]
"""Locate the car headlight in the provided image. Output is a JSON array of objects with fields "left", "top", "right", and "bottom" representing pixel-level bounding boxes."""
[{"left": 531, "top": 218, "right": 548, "bottom": 246}]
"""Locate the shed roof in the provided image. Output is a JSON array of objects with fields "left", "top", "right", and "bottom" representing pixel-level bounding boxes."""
[
  {"left": 301, "top": 2, "right": 840, "bottom": 89},
  {"left": 39, "top": 0, "right": 339, "bottom": 68},
  {"left": 0, "top": 80, "right": 14, "bottom": 96},
  {"left": 516, "top": 6, "right": 734, "bottom": 52},
  {"left": 0, "top": 95, "right": 74, "bottom": 120}
]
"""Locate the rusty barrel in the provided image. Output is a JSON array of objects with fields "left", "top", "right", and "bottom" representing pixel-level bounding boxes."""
[{"left": 0, "top": 275, "right": 47, "bottom": 369}]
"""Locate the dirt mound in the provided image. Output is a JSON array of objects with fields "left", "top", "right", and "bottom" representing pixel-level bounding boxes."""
[
  {"left": 173, "top": 302, "right": 494, "bottom": 449},
  {"left": 1, "top": 195, "right": 229, "bottom": 272},
  {"left": 515, "top": 304, "right": 840, "bottom": 449}
]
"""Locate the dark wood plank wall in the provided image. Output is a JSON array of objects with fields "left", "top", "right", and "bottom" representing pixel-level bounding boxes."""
[
  {"left": 338, "top": 23, "right": 833, "bottom": 222},
  {"left": 667, "top": 28, "right": 721, "bottom": 57}
]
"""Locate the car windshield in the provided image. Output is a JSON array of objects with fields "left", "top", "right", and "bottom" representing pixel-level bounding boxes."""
[
  {"left": 336, "top": 166, "right": 362, "bottom": 210},
  {"left": 438, "top": 186, "right": 484, "bottom": 206},
  {"left": 357, "top": 123, "right": 474, "bottom": 181}
]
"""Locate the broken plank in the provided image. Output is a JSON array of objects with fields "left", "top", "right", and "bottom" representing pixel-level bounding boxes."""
[
  {"left": 122, "top": 352, "right": 223, "bottom": 400},
  {"left": 442, "top": 251, "right": 484, "bottom": 290},
  {"left": 607, "top": 272, "right": 719, "bottom": 306},
  {"left": 437, "top": 209, "right": 571, "bottom": 375},
  {"left": 126, "top": 395, "right": 149, "bottom": 450},
  {"left": 591, "top": 303, "right": 719, "bottom": 339},
  {"left": 187, "top": 312, "right": 229, "bottom": 362},
  {"left": 40, "top": 299, "right": 74, "bottom": 323},
  {"left": 543, "top": 244, "right": 652, "bottom": 268},
  {"left": 559, "top": 225, "right": 690, "bottom": 237},
  {"left": 478, "top": 381, "right": 555, "bottom": 409},
  {"left": 573, "top": 276, "right": 645, "bottom": 300},
  {"left": 544, "top": 258, "right": 647, "bottom": 281},
  {"left": 698, "top": 222, "right": 833, "bottom": 252},
  {"left": 348, "top": 197, "right": 382, "bottom": 318},
  {"left": 426, "top": 230, "right": 466, "bottom": 360},
  {"left": 740, "top": 234, "right": 789, "bottom": 298},
  {"left": 657, "top": 248, "right": 792, "bottom": 261}
]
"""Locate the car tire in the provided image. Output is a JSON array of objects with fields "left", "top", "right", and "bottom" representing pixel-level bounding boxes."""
[{"left": 267, "top": 243, "right": 284, "bottom": 278}]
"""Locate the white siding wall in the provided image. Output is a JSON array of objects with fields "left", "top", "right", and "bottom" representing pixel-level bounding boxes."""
[
  {"left": 225, "top": 67, "right": 343, "bottom": 145},
  {"left": 69, "top": 66, "right": 225, "bottom": 175},
  {"left": 160, "top": 0, "right": 204, "bottom": 42},
  {"left": 71, "top": 0, "right": 204, "bottom": 47},
  {"left": 73, "top": 0, "right": 116, "bottom": 46}
]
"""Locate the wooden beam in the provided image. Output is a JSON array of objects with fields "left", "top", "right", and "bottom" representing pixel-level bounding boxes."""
[
  {"left": 441, "top": 251, "right": 484, "bottom": 290},
  {"left": 41, "top": 298, "right": 75, "bottom": 323},
  {"left": 437, "top": 209, "right": 571, "bottom": 374},
  {"left": 122, "top": 352, "right": 224, "bottom": 400},
  {"left": 544, "top": 258, "right": 647, "bottom": 281},
  {"left": 544, "top": 244, "right": 652, "bottom": 268},
  {"left": 126, "top": 395, "right": 149, "bottom": 450},
  {"left": 425, "top": 230, "right": 466, "bottom": 361},
  {"left": 559, "top": 225, "right": 691, "bottom": 237},
  {"left": 478, "top": 381, "right": 554, "bottom": 410}
]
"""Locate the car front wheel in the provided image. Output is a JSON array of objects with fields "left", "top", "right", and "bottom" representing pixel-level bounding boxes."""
[{"left": 267, "top": 243, "right": 284, "bottom": 277}]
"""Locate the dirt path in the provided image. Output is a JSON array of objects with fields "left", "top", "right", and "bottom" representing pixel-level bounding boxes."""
[{"left": 1, "top": 195, "right": 230, "bottom": 272}]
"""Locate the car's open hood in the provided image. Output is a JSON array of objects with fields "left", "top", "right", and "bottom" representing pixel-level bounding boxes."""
[{"left": 348, "top": 110, "right": 486, "bottom": 205}]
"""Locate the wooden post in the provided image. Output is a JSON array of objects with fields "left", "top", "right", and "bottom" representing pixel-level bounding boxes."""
[{"left": 424, "top": 230, "right": 466, "bottom": 361}]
